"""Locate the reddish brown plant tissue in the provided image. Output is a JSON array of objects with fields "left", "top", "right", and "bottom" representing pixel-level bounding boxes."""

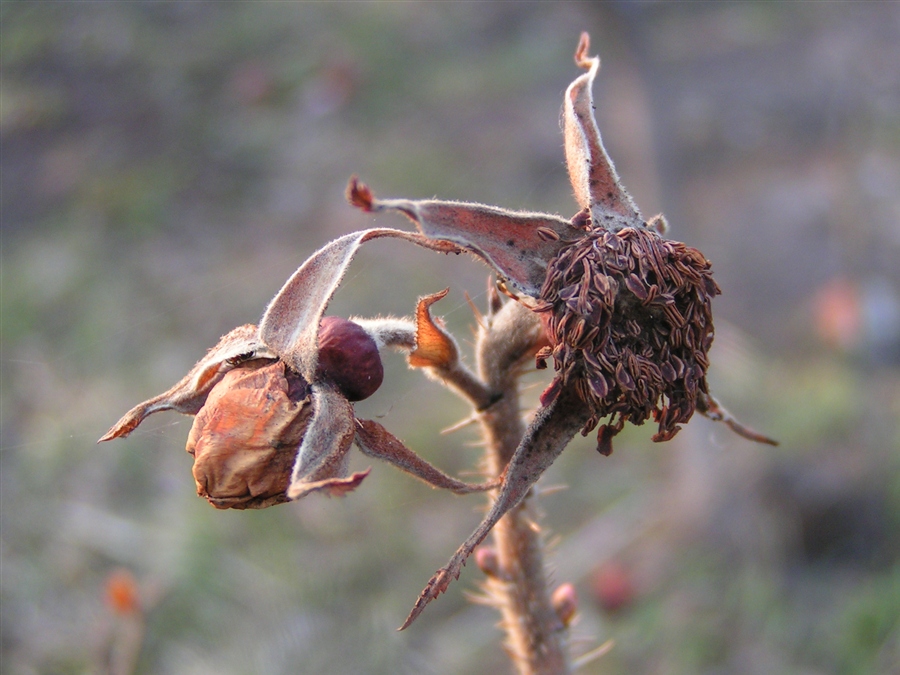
[{"left": 187, "top": 359, "right": 312, "bottom": 509}]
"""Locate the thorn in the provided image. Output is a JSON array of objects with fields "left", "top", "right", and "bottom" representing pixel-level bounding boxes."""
[
  {"left": 441, "top": 414, "right": 479, "bottom": 435},
  {"left": 698, "top": 393, "right": 778, "bottom": 446},
  {"left": 551, "top": 583, "right": 578, "bottom": 627},
  {"left": 487, "top": 276, "right": 503, "bottom": 316},
  {"left": 647, "top": 213, "right": 669, "bottom": 235},
  {"left": 464, "top": 291, "right": 486, "bottom": 330},
  {"left": 573, "top": 639, "right": 615, "bottom": 670},
  {"left": 496, "top": 278, "right": 519, "bottom": 301},
  {"left": 475, "top": 547, "right": 500, "bottom": 578},
  {"left": 533, "top": 482, "right": 569, "bottom": 497}
]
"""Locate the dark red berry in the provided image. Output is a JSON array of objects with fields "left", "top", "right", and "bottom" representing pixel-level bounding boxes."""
[{"left": 316, "top": 316, "right": 384, "bottom": 401}]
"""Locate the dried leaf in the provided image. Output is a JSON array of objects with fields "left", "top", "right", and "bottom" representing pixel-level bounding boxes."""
[
  {"left": 99, "top": 325, "right": 273, "bottom": 442},
  {"left": 287, "top": 382, "right": 359, "bottom": 500},
  {"left": 564, "top": 32, "right": 639, "bottom": 224},
  {"left": 260, "top": 227, "right": 460, "bottom": 381},
  {"left": 354, "top": 418, "right": 498, "bottom": 494},
  {"left": 399, "top": 388, "right": 591, "bottom": 630},
  {"left": 348, "top": 178, "right": 581, "bottom": 298}
]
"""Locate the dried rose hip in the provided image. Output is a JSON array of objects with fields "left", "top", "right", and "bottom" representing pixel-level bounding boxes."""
[
  {"left": 316, "top": 316, "right": 384, "bottom": 401},
  {"left": 187, "top": 358, "right": 313, "bottom": 509}
]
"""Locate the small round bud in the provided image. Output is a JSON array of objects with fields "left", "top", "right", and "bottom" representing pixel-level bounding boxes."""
[
  {"left": 551, "top": 582, "right": 578, "bottom": 627},
  {"left": 316, "top": 316, "right": 384, "bottom": 401},
  {"left": 105, "top": 568, "right": 141, "bottom": 616},
  {"left": 475, "top": 546, "right": 501, "bottom": 578},
  {"left": 590, "top": 561, "right": 635, "bottom": 614}
]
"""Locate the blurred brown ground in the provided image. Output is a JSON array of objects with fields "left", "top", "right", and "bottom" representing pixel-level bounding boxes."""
[{"left": 2, "top": 3, "right": 898, "bottom": 674}]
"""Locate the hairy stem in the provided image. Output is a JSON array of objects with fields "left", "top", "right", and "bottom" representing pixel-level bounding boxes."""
[{"left": 476, "top": 300, "right": 572, "bottom": 675}]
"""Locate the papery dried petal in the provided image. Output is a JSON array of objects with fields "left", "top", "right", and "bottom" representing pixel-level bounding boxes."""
[{"left": 188, "top": 359, "right": 312, "bottom": 509}]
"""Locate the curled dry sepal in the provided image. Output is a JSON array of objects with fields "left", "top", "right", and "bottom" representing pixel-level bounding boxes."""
[
  {"left": 348, "top": 32, "right": 776, "bottom": 629},
  {"left": 100, "top": 228, "right": 499, "bottom": 509}
]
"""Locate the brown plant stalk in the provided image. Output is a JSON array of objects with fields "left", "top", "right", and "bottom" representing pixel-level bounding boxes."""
[{"left": 475, "top": 295, "right": 574, "bottom": 674}]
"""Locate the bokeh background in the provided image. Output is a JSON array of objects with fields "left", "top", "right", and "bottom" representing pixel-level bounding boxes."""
[{"left": 2, "top": 3, "right": 899, "bottom": 674}]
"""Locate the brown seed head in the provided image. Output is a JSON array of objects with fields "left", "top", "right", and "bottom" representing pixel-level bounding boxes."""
[{"left": 536, "top": 225, "right": 720, "bottom": 453}]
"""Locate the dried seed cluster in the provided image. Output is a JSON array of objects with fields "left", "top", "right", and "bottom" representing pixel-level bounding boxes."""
[{"left": 536, "top": 223, "right": 721, "bottom": 454}]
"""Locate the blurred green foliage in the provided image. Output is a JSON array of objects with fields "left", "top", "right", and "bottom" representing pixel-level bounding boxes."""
[{"left": 2, "top": 3, "right": 899, "bottom": 674}]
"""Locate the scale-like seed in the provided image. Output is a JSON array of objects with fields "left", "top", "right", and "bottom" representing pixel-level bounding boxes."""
[
  {"left": 536, "top": 226, "right": 561, "bottom": 241},
  {"left": 588, "top": 375, "right": 609, "bottom": 399},
  {"left": 625, "top": 274, "right": 648, "bottom": 301}
]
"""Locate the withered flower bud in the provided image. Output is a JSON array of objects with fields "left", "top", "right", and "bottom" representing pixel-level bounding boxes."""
[
  {"left": 187, "top": 358, "right": 313, "bottom": 509},
  {"left": 316, "top": 316, "right": 384, "bottom": 401},
  {"left": 551, "top": 583, "right": 579, "bottom": 627},
  {"left": 536, "top": 225, "right": 720, "bottom": 453},
  {"left": 475, "top": 546, "right": 501, "bottom": 578}
]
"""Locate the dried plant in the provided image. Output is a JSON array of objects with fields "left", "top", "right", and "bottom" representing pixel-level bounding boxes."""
[{"left": 101, "top": 33, "right": 774, "bottom": 674}]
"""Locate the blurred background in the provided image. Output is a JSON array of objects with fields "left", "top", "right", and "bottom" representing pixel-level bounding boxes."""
[{"left": 2, "top": 3, "right": 898, "bottom": 674}]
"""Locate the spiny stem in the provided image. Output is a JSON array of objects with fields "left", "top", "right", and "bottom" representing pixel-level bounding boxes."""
[{"left": 476, "top": 301, "right": 573, "bottom": 675}]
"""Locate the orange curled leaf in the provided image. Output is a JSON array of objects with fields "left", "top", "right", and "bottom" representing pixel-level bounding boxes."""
[{"left": 408, "top": 288, "right": 457, "bottom": 369}]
